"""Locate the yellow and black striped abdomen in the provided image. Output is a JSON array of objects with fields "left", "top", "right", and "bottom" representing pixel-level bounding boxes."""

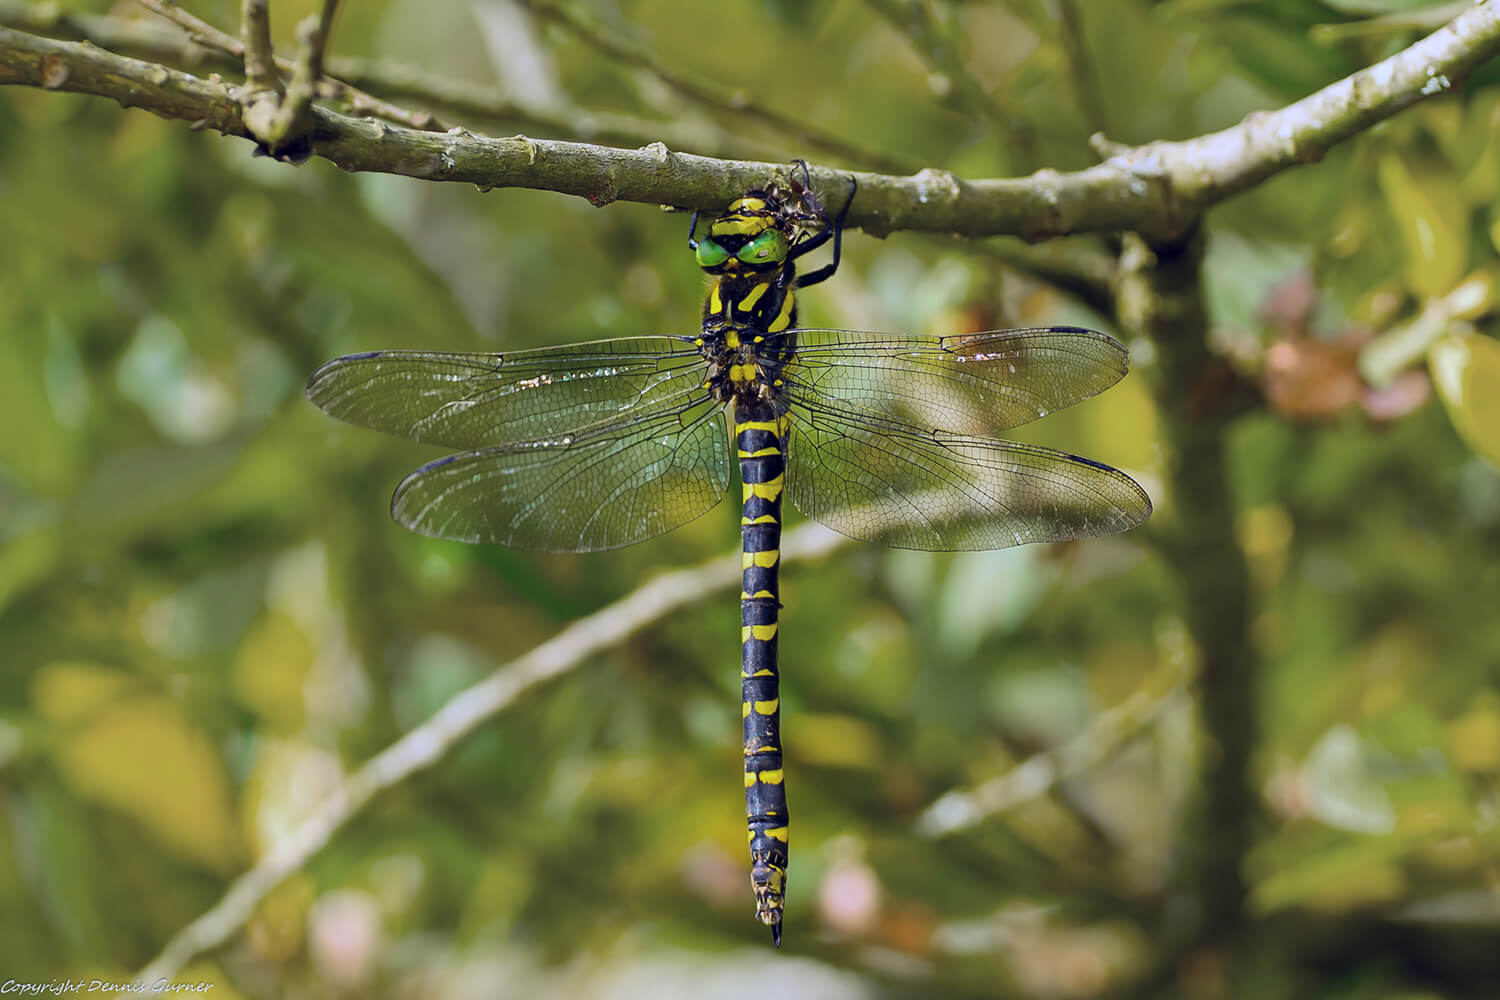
[{"left": 736, "top": 404, "right": 789, "bottom": 945}]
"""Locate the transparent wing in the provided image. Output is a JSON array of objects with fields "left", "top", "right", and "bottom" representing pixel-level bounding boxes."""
[
  {"left": 391, "top": 397, "right": 730, "bottom": 551},
  {"left": 783, "top": 402, "right": 1151, "bottom": 551},
  {"left": 306, "top": 336, "right": 704, "bottom": 450},
  {"left": 772, "top": 327, "right": 1129, "bottom": 437}
]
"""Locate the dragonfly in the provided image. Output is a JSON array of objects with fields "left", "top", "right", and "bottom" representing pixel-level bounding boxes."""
[{"left": 306, "top": 162, "right": 1152, "bottom": 946}]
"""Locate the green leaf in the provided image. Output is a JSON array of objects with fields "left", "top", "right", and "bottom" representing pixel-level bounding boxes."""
[
  {"left": 37, "top": 663, "right": 243, "bottom": 873},
  {"left": 1378, "top": 152, "right": 1470, "bottom": 298},
  {"left": 1430, "top": 333, "right": 1500, "bottom": 463},
  {"left": 1459, "top": 93, "right": 1500, "bottom": 205}
]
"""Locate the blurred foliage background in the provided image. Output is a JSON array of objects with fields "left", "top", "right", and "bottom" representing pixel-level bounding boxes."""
[{"left": 4, "top": 0, "right": 1500, "bottom": 997}]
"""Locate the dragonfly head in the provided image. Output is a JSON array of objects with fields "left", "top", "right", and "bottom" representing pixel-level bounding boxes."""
[{"left": 696, "top": 192, "right": 793, "bottom": 275}]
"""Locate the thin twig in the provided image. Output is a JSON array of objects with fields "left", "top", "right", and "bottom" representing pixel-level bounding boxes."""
[
  {"left": 0, "top": 1, "right": 220, "bottom": 65},
  {"left": 1360, "top": 274, "right": 1492, "bottom": 386},
  {"left": 260, "top": 0, "right": 338, "bottom": 151},
  {"left": 135, "top": 0, "right": 243, "bottom": 55},
  {"left": 1056, "top": 0, "right": 1112, "bottom": 137},
  {"left": 524, "top": 0, "right": 917, "bottom": 175},
  {"left": 917, "top": 664, "right": 1188, "bottom": 838},
  {"left": 970, "top": 236, "right": 1118, "bottom": 317},
  {"left": 323, "top": 54, "right": 741, "bottom": 151},
  {"left": 862, "top": 0, "right": 1009, "bottom": 130},
  {"left": 296, "top": 0, "right": 337, "bottom": 90},
  {"left": 1311, "top": 1, "right": 1468, "bottom": 45},
  {"left": 136, "top": 522, "right": 848, "bottom": 982},
  {"left": 236, "top": 0, "right": 285, "bottom": 150},
  {"left": 239, "top": 0, "right": 276, "bottom": 94}
]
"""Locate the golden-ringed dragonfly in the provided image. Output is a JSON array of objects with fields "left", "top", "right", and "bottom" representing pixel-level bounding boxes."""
[{"left": 306, "top": 162, "right": 1153, "bottom": 946}]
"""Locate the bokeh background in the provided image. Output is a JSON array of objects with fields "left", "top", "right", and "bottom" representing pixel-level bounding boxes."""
[{"left": 3, "top": 0, "right": 1500, "bottom": 997}]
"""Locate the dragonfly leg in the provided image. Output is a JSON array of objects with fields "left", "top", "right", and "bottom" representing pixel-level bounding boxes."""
[{"left": 791, "top": 172, "right": 856, "bottom": 289}]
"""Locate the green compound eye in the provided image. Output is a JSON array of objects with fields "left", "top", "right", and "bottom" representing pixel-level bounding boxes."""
[
  {"left": 695, "top": 238, "right": 730, "bottom": 269},
  {"left": 738, "top": 230, "right": 788, "bottom": 265}
]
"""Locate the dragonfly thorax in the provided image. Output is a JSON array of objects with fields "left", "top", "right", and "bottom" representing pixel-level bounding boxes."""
[
  {"left": 704, "top": 271, "right": 797, "bottom": 329},
  {"left": 699, "top": 322, "right": 796, "bottom": 411},
  {"left": 700, "top": 262, "right": 799, "bottom": 411}
]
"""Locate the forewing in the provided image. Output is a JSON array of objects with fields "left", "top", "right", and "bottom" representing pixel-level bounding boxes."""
[
  {"left": 391, "top": 398, "right": 731, "bottom": 551},
  {"left": 306, "top": 336, "right": 703, "bottom": 450},
  {"left": 776, "top": 327, "right": 1129, "bottom": 436},
  {"left": 783, "top": 403, "right": 1151, "bottom": 550}
]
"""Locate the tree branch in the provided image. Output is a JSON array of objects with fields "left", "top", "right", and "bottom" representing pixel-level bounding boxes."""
[
  {"left": 1117, "top": 229, "right": 1258, "bottom": 959},
  {"left": 5, "top": 3, "right": 1500, "bottom": 236},
  {"left": 136, "top": 522, "right": 848, "bottom": 982}
]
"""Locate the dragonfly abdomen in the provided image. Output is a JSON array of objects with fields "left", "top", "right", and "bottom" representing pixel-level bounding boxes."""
[{"left": 737, "top": 403, "right": 789, "bottom": 946}]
